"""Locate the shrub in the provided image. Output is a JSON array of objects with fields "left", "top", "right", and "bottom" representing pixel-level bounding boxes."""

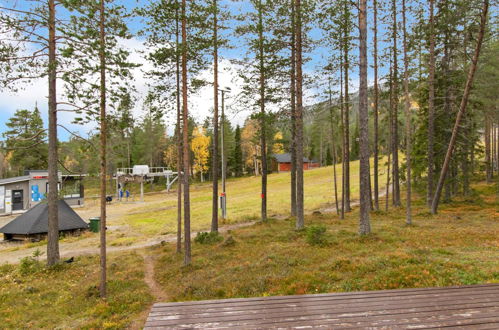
[
  {"left": 305, "top": 225, "right": 328, "bottom": 246},
  {"left": 19, "top": 249, "right": 43, "bottom": 275},
  {"left": 194, "top": 232, "right": 223, "bottom": 245}
]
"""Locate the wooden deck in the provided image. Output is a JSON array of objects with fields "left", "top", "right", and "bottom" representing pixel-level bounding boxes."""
[{"left": 145, "top": 283, "right": 499, "bottom": 329}]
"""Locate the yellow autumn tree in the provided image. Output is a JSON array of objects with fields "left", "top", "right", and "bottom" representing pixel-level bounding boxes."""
[
  {"left": 241, "top": 119, "right": 260, "bottom": 176},
  {"left": 273, "top": 131, "right": 285, "bottom": 154},
  {"left": 163, "top": 143, "right": 177, "bottom": 169},
  {"left": 191, "top": 126, "right": 211, "bottom": 182}
]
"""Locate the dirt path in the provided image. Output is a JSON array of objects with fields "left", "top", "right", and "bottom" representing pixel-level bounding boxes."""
[
  {"left": 0, "top": 221, "right": 257, "bottom": 264},
  {"left": 142, "top": 253, "right": 168, "bottom": 302},
  {"left": 0, "top": 186, "right": 389, "bottom": 264}
]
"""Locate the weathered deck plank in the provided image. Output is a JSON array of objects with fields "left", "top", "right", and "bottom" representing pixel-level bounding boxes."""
[{"left": 145, "top": 283, "right": 499, "bottom": 329}]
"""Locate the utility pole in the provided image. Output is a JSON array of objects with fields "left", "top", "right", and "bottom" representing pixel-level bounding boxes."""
[{"left": 219, "top": 87, "right": 231, "bottom": 219}]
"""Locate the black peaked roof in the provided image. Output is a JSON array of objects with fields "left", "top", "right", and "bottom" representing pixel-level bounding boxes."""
[{"left": 0, "top": 200, "right": 88, "bottom": 235}]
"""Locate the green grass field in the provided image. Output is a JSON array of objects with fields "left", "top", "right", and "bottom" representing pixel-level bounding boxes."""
[{"left": 119, "top": 157, "right": 389, "bottom": 236}]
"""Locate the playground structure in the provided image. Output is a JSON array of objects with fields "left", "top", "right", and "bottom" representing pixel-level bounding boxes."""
[{"left": 114, "top": 165, "right": 179, "bottom": 202}]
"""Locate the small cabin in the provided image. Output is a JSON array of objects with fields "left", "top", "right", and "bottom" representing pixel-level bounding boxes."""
[{"left": 272, "top": 153, "right": 320, "bottom": 173}]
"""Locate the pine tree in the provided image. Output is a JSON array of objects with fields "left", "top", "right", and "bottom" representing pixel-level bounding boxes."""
[
  {"left": 295, "top": 0, "right": 305, "bottom": 229},
  {"left": 390, "top": 0, "right": 401, "bottom": 207},
  {"left": 372, "top": 0, "right": 380, "bottom": 211},
  {"left": 427, "top": 0, "right": 436, "bottom": 207},
  {"left": 402, "top": 0, "right": 412, "bottom": 225},
  {"left": 431, "top": 0, "right": 489, "bottom": 214},
  {"left": 235, "top": 0, "right": 287, "bottom": 222},
  {"left": 358, "top": 0, "right": 371, "bottom": 235},
  {"left": 2, "top": 107, "right": 48, "bottom": 174},
  {"left": 0, "top": 0, "right": 74, "bottom": 265}
]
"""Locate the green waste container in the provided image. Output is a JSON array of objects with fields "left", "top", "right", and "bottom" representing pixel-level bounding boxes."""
[{"left": 89, "top": 217, "right": 100, "bottom": 233}]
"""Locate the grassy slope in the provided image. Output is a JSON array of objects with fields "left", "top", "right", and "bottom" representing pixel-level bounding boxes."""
[
  {"left": 0, "top": 252, "right": 152, "bottom": 329},
  {"left": 152, "top": 183, "right": 498, "bottom": 302},
  {"left": 119, "top": 157, "right": 388, "bottom": 235}
]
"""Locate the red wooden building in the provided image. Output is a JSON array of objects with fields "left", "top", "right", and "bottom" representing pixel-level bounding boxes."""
[{"left": 272, "top": 153, "right": 320, "bottom": 173}]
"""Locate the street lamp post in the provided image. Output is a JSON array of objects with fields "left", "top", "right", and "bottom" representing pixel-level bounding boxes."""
[{"left": 219, "top": 87, "right": 230, "bottom": 219}]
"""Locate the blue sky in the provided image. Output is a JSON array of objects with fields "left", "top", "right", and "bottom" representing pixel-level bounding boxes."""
[{"left": 0, "top": 0, "right": 405, "bottom": 141}]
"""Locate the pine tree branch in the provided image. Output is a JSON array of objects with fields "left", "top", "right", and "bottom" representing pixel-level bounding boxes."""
[
  {"left": 0, "top": 6, "right": 47, "bottom": 21},
  {"left": 3, "top": 129, "right": 47, "bottom": 142},
  {"left": 0, "top": 53, "right": 48, "bottom": 61},
  {"left": 57, "top": 124, "right": 97, "bottom": 150},
  {"left": 1, "top": 140, "right": 46, "bottom": 150}
]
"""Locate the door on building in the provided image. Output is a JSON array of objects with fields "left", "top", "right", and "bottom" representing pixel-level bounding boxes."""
[{"left": 12, "top": 190, "right": 24, "bottom": 211}]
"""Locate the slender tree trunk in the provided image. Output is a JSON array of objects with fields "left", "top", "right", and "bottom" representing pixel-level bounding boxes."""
[
  {"left": 211, "top": 0, "right": 219, "bottom": 232},
  {"left": 373, "top": 0, "right": 380, "bottom": 211},
  {"left": 492, "top": 123, "right": 496, "bottom": 178},
  {"left": 257, "top": 0, "right": 267, "bottom": 222},
  {"left": 391, "top": 0, "right": 400, "bottom": 207},
  {"left": 181, "top": 0, "right": 191, "bottom": 265},
  {"left": 427, "top": 0, "right": 436, "bottom": 207},
  {"left": 340, "top": 56, "right": 345, "bottom": 220},
  {"left": 98, "top": 0, "right": 107, "bottom": 298},
  {"left": 290, "top": 0, "right": 297, "bottom": 217},
  {"left": 358, "top": 0, "right": 371, "bottom": 235},
  {"left": 328, "top": 80, "right": 339, "bottom": 215},
  {"left": 402, "top": 0, "right": 412, "bottom": 225},
  {"left": 485, "top": 117, "right": 492, "bottom": 183},
  {"left": 431, "top": 0, "right": 489, "bottom": 214},
  {"left": 295, "top": 0, "right": 305, "bottom": 229},
  {"left": 47, "top": 0, "right": 59, "bottom": 267},
  {"left": 385, "top": 149, "right": 391, "bottom": 212},
  {"left": 175, "top": 3, "right": 182, "bottom": 254},
  {"left": 343, "top": 6, "right": 351, "bottom": 212},
  {"left": 495, "top": 124, "right": 498, "bottom": 177}
]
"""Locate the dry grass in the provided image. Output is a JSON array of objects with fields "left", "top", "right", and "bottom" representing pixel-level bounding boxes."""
[
  {"left": 0, "top": 252, "right": 152, "bottom": 329},
  {"left": 152, "top": 182, "right": 498, "bottom": 302}
]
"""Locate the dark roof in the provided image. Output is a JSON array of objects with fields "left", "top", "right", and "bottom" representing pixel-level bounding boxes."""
[
  {"left": 0, "top": 175, "right": 30, "bottom": 186},
  {"left": 273, "top": 153, "right": 317, "bottom": 163},
  {"left": 0, "top": 200, "right": 88, "bottom": 235}
]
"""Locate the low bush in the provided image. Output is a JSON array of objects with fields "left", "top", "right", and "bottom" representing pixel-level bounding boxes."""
[
  {"left": 194, "top": 231, "right": 223, "bottom": 245},
  {"left": 19, "top": 249, "right": 43, "bottom": 275},
  {"left": 306, "top": 225, "right": 328, "bottom": 246}
]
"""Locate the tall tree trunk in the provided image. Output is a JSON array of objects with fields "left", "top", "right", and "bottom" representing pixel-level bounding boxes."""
[
  {"left": 211, "top": 0, "right": 219, "bottom": 232},
  {"left": 181, "top": 0, "right": 191, "bottom": 265},
  {"left": 47, "top": 0, "right": 59, "bottom": 266},
  {"left": 391, "top": 0, "right": 401, "bottom": 207},
  {"left": 402, "top": 0, "right": 412, "bottom": 225},
  {"left": 431, "top": 0, "right": 489, "bottom": 214},
  {"left": 290, "top": 0, "right": 297, "bottom": 217},
  {"left": 343, "top": 4, "right": 351, "bottom": 212},
  {"left": 295, "top": 0, "right": 305, "bottom": 229},
  {"left": 358, "top": 0, "right": 371, "bottom": 235},
  {"left": 175, "top": 2, "right": 182, "bottom": 254},
  {"left": 373, "top": 0, "right": 380, "bottom": 211},
  {"left": 257, "top": 0, "right": 267, "bottom": 222},
  {"left": 427, "top": 0, "right": 436, "bottom": 207},
  {"left": 328, "top": 80, "right": 339, "bottom": 215},
  {"left": 340, "top": 56, "right": 345, "bottom": 220},
  {"left": 98, "top": 0, "right": 107, "bottom": 298}
]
